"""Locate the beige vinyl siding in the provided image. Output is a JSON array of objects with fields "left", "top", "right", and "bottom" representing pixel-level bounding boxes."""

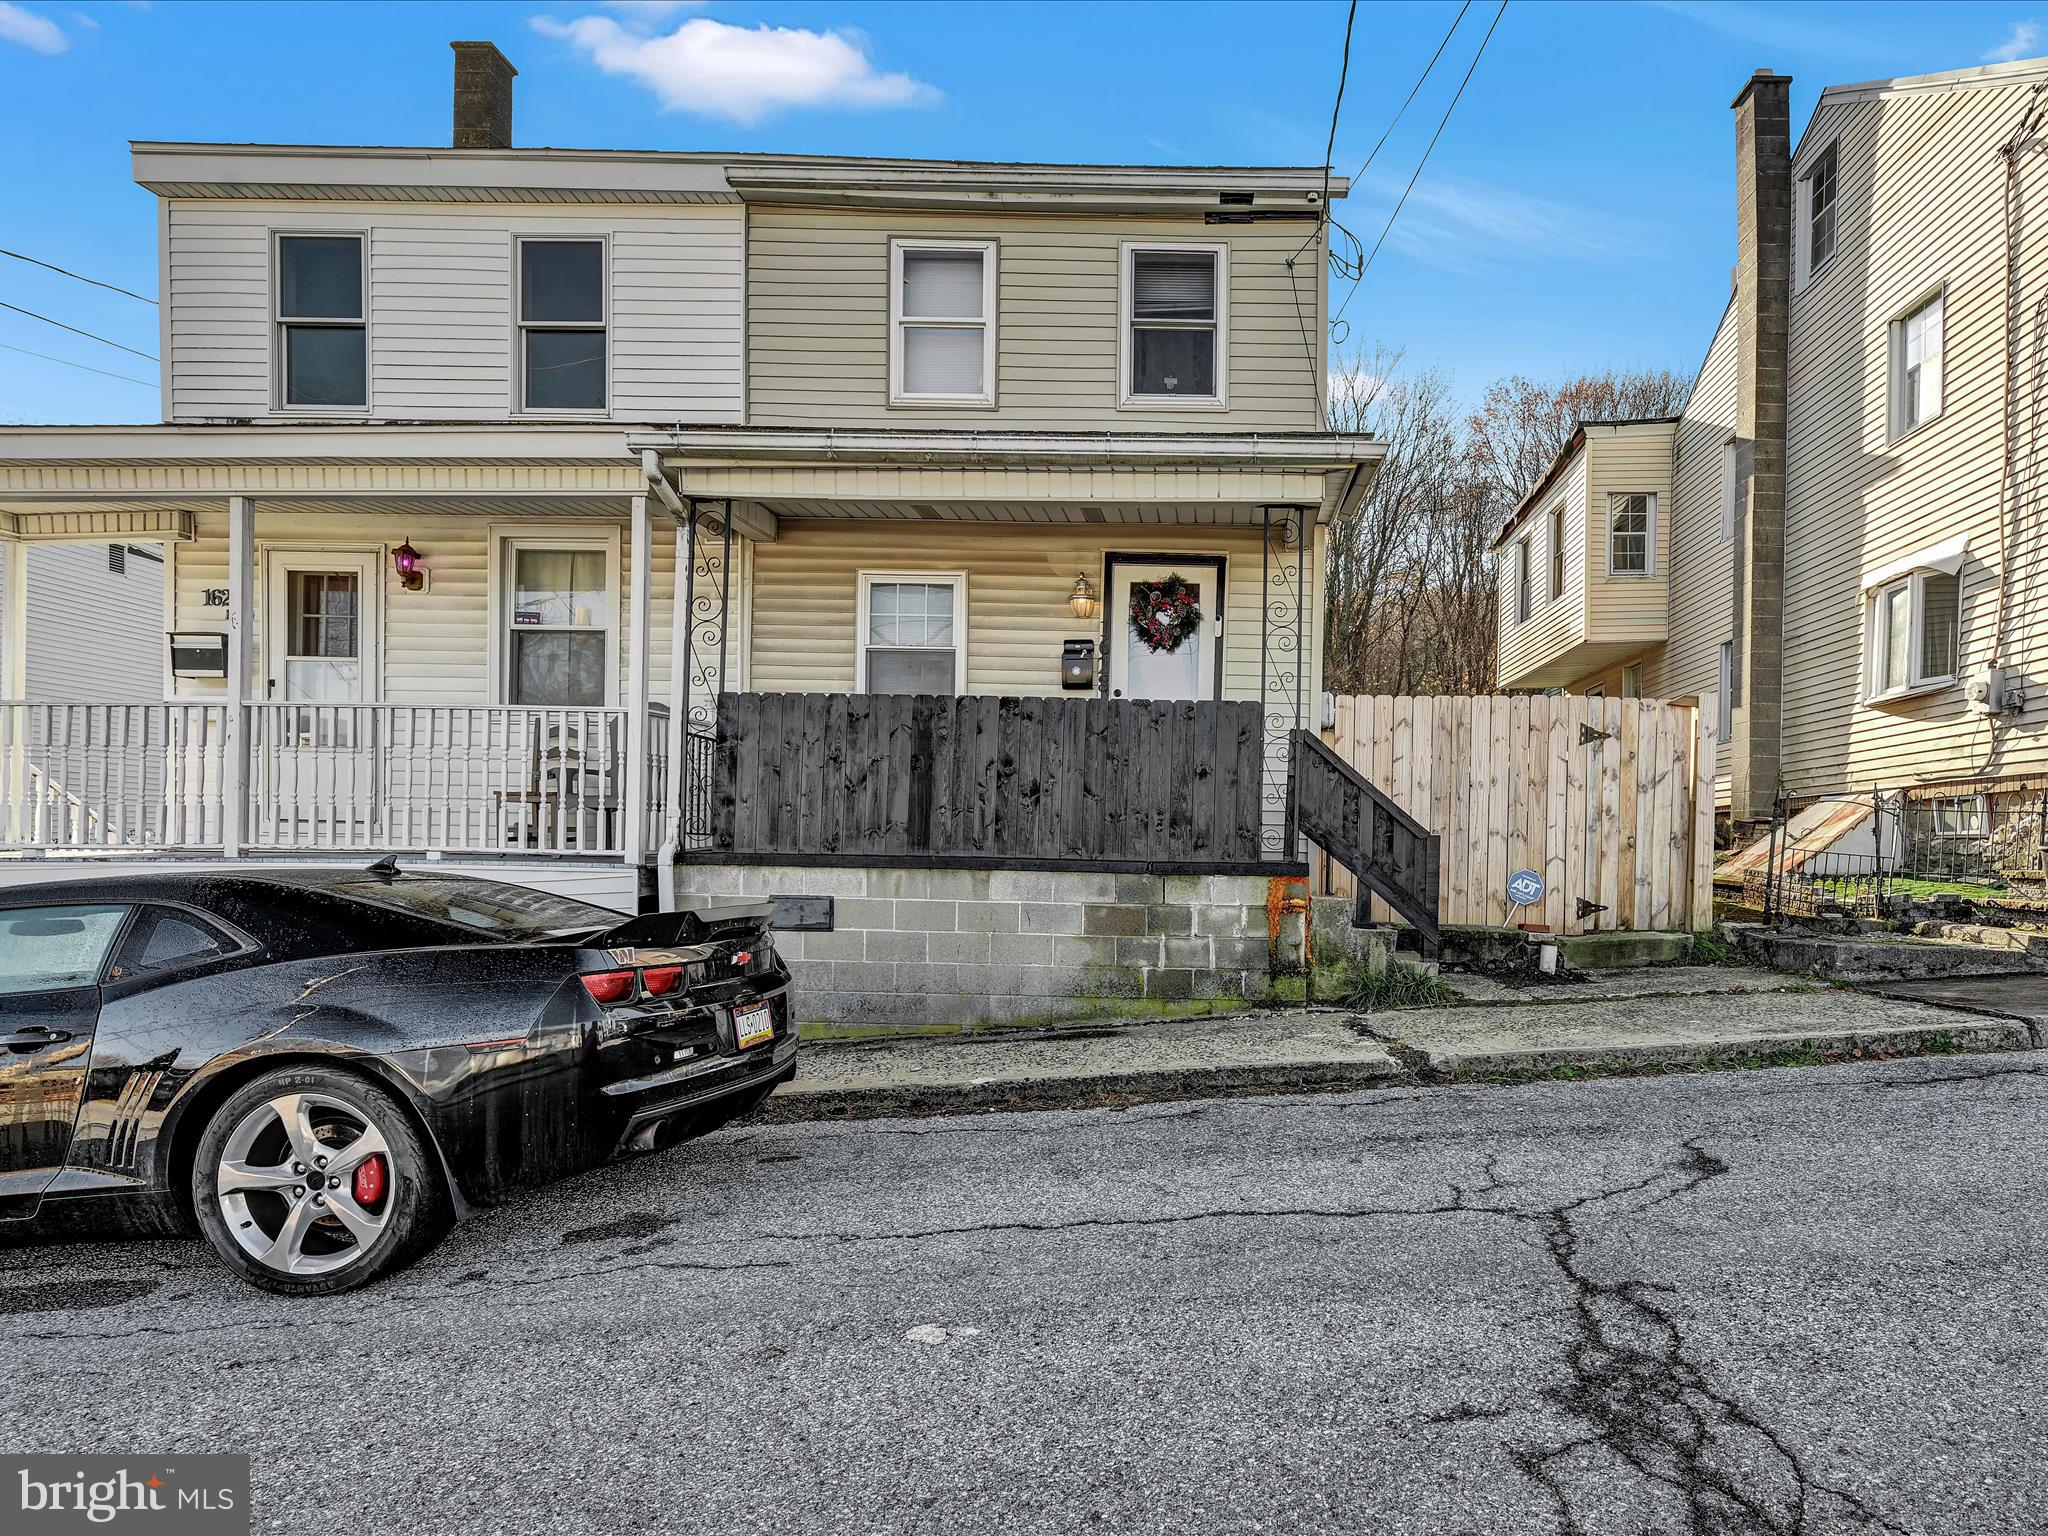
[
  {"left": 168, "top": 510, "right": 680, "bottom": 705},
  {"left": 1646, "top": 303, "right": 1740, "bottom": 791},
  {"left": 1780, "top": 72, "right": 2048, "bottom": 794},
  {"left": 1495, "top": 452, "right": 1588, "bottom": 688},
  {"left": 746, "top": 520, "right": 1312, "bottom": 707},
  {"left": 163, "top": 200, "right": 744, "bottom": 423},
  {"left": 745, "top": 205, "right": 1322, "bottom": 431},
  {"left": 1581, "top": 426, "right": 1672, "bottom": 638}
]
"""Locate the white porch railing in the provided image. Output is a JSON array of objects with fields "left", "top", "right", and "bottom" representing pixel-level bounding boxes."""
[
  {"left": 0, "top": 702, "right": 227, "bottom": 849},
  {"left": 0, "top": 701, "right": 672, "bottom": 859}
]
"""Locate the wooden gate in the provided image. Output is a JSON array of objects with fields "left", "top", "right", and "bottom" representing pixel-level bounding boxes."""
[{"left": 1316, "top": 693, "right": 1718, "bottom": 933}]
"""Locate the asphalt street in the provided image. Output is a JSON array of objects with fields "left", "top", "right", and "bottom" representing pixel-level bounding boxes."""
[{"left": 5, "top": 1052, "right": 2047, "bottom": 1534}]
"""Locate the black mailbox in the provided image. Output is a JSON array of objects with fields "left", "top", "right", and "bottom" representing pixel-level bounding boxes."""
[
  {"left": 1061, "top": 638, "right": 1097, "bottom": 691},
  {"left": 168, "top": 632, "right": 228, "bottom": 679}
]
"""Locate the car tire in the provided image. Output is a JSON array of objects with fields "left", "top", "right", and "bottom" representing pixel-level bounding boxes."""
[{"left": 191, "top": 1065, "right": 450, "bottom": 1295}]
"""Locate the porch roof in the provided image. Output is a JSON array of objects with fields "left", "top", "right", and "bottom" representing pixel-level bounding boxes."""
[{"left": 637, "top": 427, "right": 1382, "bottom": 528}]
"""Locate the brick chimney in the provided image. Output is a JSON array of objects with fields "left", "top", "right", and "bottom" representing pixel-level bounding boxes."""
[
  {"left": 452, "top": 41, "right": 516, "bottom": 150},
  {"left": 1729, "top": 68, "right": 1791, "bottom": 824}
]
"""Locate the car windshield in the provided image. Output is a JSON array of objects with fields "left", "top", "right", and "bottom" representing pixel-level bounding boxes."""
[{"left": 330, "top": 880, "right": 619, "bottom": 943}]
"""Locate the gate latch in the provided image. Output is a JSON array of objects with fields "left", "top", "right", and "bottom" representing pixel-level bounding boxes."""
[
  {"left": 1575, "top": 897, "right": 1609, "bottom": 920},
  {"left": 1579, "top": 723, "right": 1612, "bottom": 746}
]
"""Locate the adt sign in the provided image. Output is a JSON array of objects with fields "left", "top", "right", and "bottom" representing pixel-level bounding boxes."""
[{"left": 1506, "top": 869, "right": 1545, "bottom": 908}]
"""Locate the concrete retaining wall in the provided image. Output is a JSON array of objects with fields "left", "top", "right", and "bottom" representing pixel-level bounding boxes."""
[{"left": 677, "top": 863, "right": 1309, "bottom": 1028}]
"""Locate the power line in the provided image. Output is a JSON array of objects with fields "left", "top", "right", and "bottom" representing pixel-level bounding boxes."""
[
  {"left": 0, "top": 299, "right": 158, "bottom": 361},
  {"left": 0, "top": 248, "right": 157, "bottom": 306},
  {"left": 1349, "top": 0, "right": 1473, "bottom": 188},
  {"left": 1291, "top": 0, "right": 1358, "bottom": 419},
  {"left": 1318, "top": 0, "right": 1358, "bottom": 226},
  {"left": 0, "top": 339, "right": 156, "bottom": 389},
  {"left": 1332, "top": 0, "right": 1508, "bottom": 328}
]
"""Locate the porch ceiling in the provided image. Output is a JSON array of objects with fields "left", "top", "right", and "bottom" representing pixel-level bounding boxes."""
[{"left": 748, "top": 498, "right": 1301, "bottom": 526}]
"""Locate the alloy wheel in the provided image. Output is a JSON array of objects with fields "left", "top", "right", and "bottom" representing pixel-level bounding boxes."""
[{"left": 215, "top": 1091, "right": 393, "bottom": 1277}]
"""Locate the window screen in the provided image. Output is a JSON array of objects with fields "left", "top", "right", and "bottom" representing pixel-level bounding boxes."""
[
  {"left": 1129, "top": 250, "right": 1219, "bottom": 399},
  {"left": 864, "top": 580, "right": 958, "bottom": 695}
]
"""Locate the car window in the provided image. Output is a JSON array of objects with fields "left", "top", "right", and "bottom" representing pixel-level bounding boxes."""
[
  {"left": 124, "top": 908, "right": 236, "bottom": 975},
  {"left": 0, "top": 904, "right": 130, "bottom": 995},
  {"left": 330, "top": 879, "right": 619, "bottom": 942}
]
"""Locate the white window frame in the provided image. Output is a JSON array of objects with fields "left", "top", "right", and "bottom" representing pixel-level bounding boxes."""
[
  {"left": 1119, "top": 241, "right": 1229, "bottom": 410},
  {"left": 1514, "top": 538, "right": 1533, "bottom": 624},
  {"left": 272, "top": 230, "right": 368, "bottom": 415},
  {"left": 1716, "top": 642, "right": 1733, "bottom": 740},
  {"left": 1927, "top": 794, "right": 1989, "bottom": 838},
  {"left": 1621, "top": 661, "right": 1643, "bottom": 700},
  {"left": 1720, "top": 435, "right": 1739, "bottom": 542},
  {"left": 1548, "top": 504, "right": 1566, "bottom": 601},
  {"left": 1606, "top": 492, "right": 1657, "bottom": 578},
  {"left": 888, "top": 238, "right": 997, "bottom": 407},
  {"left": 513, "top": 234, "right": 611, "bottom": 417},
  {"left": 1889, "top": 286, "right": 1946, "bottom": 441},
  {"left": 1864, "top": 568, "right": 1959, "bottom": 704},
  {"left": 1795, "top": 140, "right": 1838, "bottom": 288},
  {"left": 855, "top": 571, "right": 968, "bottom": 695},
  {"left": 486, "top": 525, "right": 622, "bottom": 708}
]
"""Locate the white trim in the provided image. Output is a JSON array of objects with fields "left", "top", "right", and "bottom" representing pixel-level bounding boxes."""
[
  {"left": 1888, "top": 285, "right": 1947, "bottom": 441},
  {"left": 1864, "top": 568, "right": 1960, "bottom": 703},
  {"left": 271, "top": 229, "right": 369, "bottom": 415},
  {"left": 1547, "top": 503, "right": 1566, "bottom": 602},
  {"left": 156, "top": 197, "right": 173, "bottom": 419},
  {"left": 1514, "top": 537, "right": 1532, "bottom": 625},
  {"left": 1859, "top": 532, "right": 1967, "bottom": 591},
  {"left": 855, "top": 570, "right": 968, "bottom": 694},
  {"left": 887, "top": 237, "right": 998, "bottom": 408},
  {"left": 513, "top": 233, "right": 612, "bottom": 419},
  {"left": 1605, "top": 492, "right": 1657, "bottom": 578},
  {"left": 1794, "top": 139, "right": 1839, "bottom": 291},
  {"left": 486, "top": 523, "right": 624, "bottom": 707},
  {"left": 1719, "top": 436, "right": 1739, "bottom": 542},
  {"left": 1118, "top": 241, "right": 1229, "bottom": 410}
]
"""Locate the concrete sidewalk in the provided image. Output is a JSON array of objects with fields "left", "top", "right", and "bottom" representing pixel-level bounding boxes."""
[{"left": 763, "top": 966, "right": 2037, "bottom": 1120}]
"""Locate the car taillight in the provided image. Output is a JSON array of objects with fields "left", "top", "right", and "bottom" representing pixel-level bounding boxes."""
[
  {"left": 580, "top": 970, "right": 635, "bottom": 1005},
  {"left": 640, "top": 964, "right": 683, "bottom": 997}
]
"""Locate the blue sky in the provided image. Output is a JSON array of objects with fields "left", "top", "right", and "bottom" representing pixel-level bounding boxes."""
[{"left": 0, "top": 0, "right": 2040, "bottom": 423}]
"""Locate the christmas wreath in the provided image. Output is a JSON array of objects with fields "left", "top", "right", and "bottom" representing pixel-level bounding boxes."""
[{"left": 1129, "top": 573, "right": 1203, "bottom": 654}]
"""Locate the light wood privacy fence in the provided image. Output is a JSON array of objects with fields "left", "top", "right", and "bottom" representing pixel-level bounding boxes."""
[{"left": 1315, "top": 693, "right": 1718, "bottom": 934}]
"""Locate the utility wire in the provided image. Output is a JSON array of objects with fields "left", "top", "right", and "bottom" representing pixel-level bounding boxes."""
[
  {"left": 0, "top": 299, "right": 158, "bottom": 361},
  {"left": 1349, "top": 0, "right": 1473, "bottom": 188},
  {"left": 0, "top": 339, "right": 156, "bottom": 389},
  {"left": 1291, "top": 0, "right": 1358, "bottom": 419},
  {"left": 1332, "top": 0, "right": 1507, "bottom": 328},
  {"left": 0, "top": 248, "right": 157, "bottom": 305}
]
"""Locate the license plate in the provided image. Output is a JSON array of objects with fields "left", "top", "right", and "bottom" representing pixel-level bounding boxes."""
[{"left": 733, "top": 1002, "right": 774, "bottom": 1050}]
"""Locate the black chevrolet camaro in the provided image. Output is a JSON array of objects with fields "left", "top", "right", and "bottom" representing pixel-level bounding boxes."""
[{"left": 0, "top": 865, "right": 794, "bottom": 1293}]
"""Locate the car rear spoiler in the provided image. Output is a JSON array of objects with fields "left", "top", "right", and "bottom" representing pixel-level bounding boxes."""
[{"left": 594, "top": 898, "right": 773, "bottom": 950}]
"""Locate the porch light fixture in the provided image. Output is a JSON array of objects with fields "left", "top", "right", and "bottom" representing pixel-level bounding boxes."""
[
  {"left": 1069, "top": 574, "right": 1098, "bottom": 620},
  {"left": 391, "top": 539, "right": 425, "bottom": 592}
]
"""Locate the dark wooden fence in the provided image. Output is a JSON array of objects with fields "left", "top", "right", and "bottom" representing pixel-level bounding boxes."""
[
  {"left": 1292, "top": 729, "right": 1443, "bottom": 957},
  {"left": 706, "top": 692, "right": 1267, "bottom": 867}
]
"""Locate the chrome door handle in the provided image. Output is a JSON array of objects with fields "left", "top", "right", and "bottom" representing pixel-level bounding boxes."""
[{"left": 0, "top": 1026, "right": 71, "bottom": 1048}]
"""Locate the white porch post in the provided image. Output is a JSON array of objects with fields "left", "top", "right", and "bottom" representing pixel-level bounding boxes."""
[
  {"left": 623, "top": 492, "right": 652, "bottom": 868},
  {"left": 657, "top": 514, "right": 692, "bottom": 909},
  {"left": 220, "top": 494, "right": 254, "bottom": 857},
  {"left": 3, "top": 541, "right": 26, "bottom": 842}
]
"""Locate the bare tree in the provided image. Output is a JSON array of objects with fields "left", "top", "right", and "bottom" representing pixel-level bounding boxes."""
[{"left": 1322, "top": 358, "right": 1690, "bottom": 697}]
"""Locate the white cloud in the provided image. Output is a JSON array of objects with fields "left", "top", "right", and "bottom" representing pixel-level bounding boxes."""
[
  {"left": 0, "top": 2, "right": 68, "bottom": 53},
  {"left": 532, "top": 14, "right": 939, "bottom": 126},
  {"left": 600, "top": 1, "right": 703, "bottom": 22},
  {"left": 1985, "top": 19, "right": 2041, "bottom": 63},
  {"left": 1348, "top": 173, "right": 1662, "bottom": 280}
]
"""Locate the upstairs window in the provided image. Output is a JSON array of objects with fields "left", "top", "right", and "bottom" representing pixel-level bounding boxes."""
[
  {"left": 277, "top": 234, "right": 366, "bottom": 409},
  {"left": 1122, "top": 244, "right": 1226, "bottom": 406},
  {"left": 890, "top": 240, "right": 996, "bottom": 405},
  {"left": 519, "top": 239, "right": 606, "bottom": 412},
  {"left": 1608, "top": 493, "right": 1655, "bottom": 576},
  {"left": 858, "top": 573, "right": 965, "bottom": 695},
  {"left": 1548, "top": 506, "right": 1566, "bottom": 600},
  {"left": 1514, "top": 539, "right": 1532, "bottom": 624},
  {"left": 1891, "top": 290, "right": 1944, "bottom": 437},
  {"left": 1717, "top": 641, "right": 1734, "bottom": 739},
  {"left": 1801, "top": 143, "right": 1838, "bottom": 279},
  {"left": 1720, "top": 436, "right": 1739, "bottom": 542}
]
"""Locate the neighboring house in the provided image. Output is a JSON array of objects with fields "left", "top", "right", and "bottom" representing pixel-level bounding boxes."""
[
  {"left": 0, "top": 541, "right": 164, "bottom": 700},
  {"left": 0, "top": 43, "right": 1403, "bottom": 1024},
  {"left": 1493, "top": 57, "right": 2048, "bottom": 828}
]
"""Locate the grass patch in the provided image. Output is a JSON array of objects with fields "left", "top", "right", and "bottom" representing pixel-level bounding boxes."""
[
  {"left": 1683, "top": 931, "right": 1736, "bottom": 966},
  {"left": 1883, "top": 876, "right": 2009, "bottom": 900}
]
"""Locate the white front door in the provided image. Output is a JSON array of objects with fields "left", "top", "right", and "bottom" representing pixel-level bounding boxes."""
[
  {"left": 257, "top": 551, "right": 380, "bottom": 843},
  {"left": 1106, "top": 560, "right": 1220, "bottom": 701}
]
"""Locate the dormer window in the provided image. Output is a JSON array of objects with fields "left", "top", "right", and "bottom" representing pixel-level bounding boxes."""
[
  {"left": 1121, "top": 244, "right": 1227, "bottom": 407},
  {"left": 518, "top": 238, "right": 607, "bottom": 412},
  {"left": 276, "top": 234, "right": 366, "bottom": 410}
]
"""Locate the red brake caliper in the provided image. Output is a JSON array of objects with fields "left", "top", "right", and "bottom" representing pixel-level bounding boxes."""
[{"left": 352, "top": 1154, "right": 387, "bottom": 1208}]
